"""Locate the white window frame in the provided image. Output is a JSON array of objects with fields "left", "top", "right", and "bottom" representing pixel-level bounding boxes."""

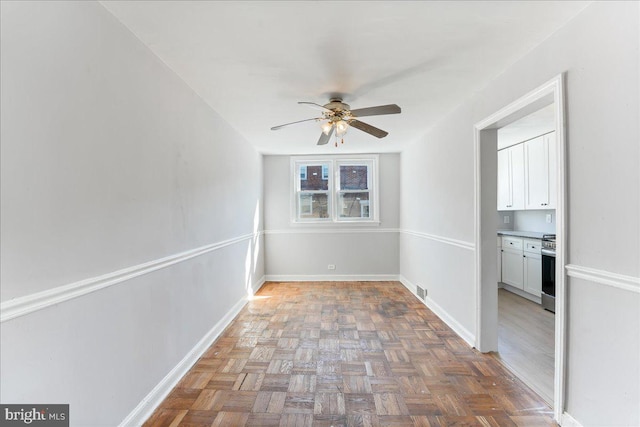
[{"left": 291, "top": 155, "right": 379, "bottom": 224}]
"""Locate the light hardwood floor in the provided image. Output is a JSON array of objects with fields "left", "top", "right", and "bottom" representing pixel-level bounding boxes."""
[
  {"left": 145, "top": 282, "right": 556, "bottom": 426},
  {"left": 495, "top": 288, "right": 555, "bottom": 405}
]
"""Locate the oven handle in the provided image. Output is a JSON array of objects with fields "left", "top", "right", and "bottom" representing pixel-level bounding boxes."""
[{"left": 541, "top": 248, "right": 556, "bottom": 257}]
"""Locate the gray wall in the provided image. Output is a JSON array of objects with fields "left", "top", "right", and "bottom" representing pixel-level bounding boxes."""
[
  {"left": 400, "top": 2, "right": 639, "bottom": 425},
  {"left": 263, "top": 154, "right": 400, "bottom": 278},
  {"left": 0, "top": 2, "right": 264, "bottom": 425}
]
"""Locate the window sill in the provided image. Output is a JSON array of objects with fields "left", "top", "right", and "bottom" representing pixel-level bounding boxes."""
[{"left": 289, "top": 220, "right": 381, "bottom": 227}]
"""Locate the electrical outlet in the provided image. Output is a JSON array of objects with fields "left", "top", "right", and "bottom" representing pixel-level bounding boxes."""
[
  {"left": 504, "top": 215, "right": 510, "bottom": 224},
  {"left": 546, "top": 214, "right": 552, "bottom": 223},
  {"left": 328, "top": 264, "right": 336, "bottom": 270}
]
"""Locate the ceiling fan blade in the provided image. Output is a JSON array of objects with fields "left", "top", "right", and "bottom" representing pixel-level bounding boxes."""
[
  {"left": 271, "top": 117, "right": 321, "bottom": 131},
  {"left": 349, "top": 119, "right": 389, "bottom": 139},
  {"left": 299, "top": 101, "right": 332, "bottom": 112},
  {"left": 317, "top": 125, "right": 334, "bottom": 145},
  {"left": 349, "top": 104, "right": 401, "bottom": 118}
]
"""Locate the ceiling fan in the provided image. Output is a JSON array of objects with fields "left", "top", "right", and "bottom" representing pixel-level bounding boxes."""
[{"left": 271, "top": 98, "right": 401, "bottom": 146}]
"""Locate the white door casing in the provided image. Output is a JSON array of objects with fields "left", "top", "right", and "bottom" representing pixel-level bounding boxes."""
[{"left": 474, "top": 74, "right": 567, "bottom": 422}]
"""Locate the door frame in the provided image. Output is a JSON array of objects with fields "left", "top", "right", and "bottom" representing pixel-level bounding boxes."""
[{"left": 473, "top": 74, "right": 567, "bottom": 421}]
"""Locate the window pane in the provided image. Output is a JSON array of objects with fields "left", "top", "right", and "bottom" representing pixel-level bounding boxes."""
[
  {"left": 338, "top": 192, "right": 370, "bottom": 218},
  {"left": 299, "top": 193, "right": 329, "bottom": 219},
  {"left": 300, "top": 165, "right": 329, "bottom": 191},
  {"left": 340, "top": 165, "right": 368, "bottom": 190},
  {"left": 300, "top": 165, "right": 307, "bottom": 180}
]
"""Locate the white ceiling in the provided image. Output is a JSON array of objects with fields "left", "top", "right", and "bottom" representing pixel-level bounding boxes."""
[
  {"left": 101, "top": 1, "right": 590, "bottom": 155},
  {"left": 498, "top": 103, "right": 556, "bottom": 148}
]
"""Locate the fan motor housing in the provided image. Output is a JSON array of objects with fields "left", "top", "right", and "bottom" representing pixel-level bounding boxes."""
[{"left": 324, "top": 99, "right": 350, "bottom": 112}]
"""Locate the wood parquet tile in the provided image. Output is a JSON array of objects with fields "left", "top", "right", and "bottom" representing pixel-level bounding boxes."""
[{"left": 144, "top": 281, "right": 556, "bottom": 427}]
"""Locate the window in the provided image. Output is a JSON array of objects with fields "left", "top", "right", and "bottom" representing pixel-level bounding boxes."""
[
  {"left": 322, "top": 164, "right": 329, "bottom": 180},
  {"left": 292, "top": 156, "right": 378, "bottom": 223},
  {"left": 337, "top": 163, "right": 371, "bottom": 219},
  {"left": 295, "top": 162, "right": 331, "bottom": 220}
]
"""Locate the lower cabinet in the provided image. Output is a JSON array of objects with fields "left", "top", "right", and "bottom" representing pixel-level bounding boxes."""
[
  {"left": 523, "top": 251, "right": 542, "bottom": 297},
  {"left": 502, "top": 248, "right": 524, "bottom": 289},
  {"left": 500, "top": 236, "right": 542, "bottom": 298},
  {"left": 497, "top": 236, "right": 502, "bottom": 283}
]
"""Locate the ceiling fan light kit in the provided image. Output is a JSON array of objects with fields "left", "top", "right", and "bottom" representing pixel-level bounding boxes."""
[{"left": 271, "top": 97, "right": 401, "bottom": 147}]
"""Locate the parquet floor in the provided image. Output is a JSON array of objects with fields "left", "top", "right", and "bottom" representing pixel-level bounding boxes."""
[{"left": 144, "top": 281, "right": 556, "bottom": 427}]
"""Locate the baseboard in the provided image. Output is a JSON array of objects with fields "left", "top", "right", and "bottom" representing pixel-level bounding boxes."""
[
  {"left": 560, "top": 412, "right": 583, "bottom": 427},
  {"left": 264, "top": 274, "right": 400, "bottom": 282},
  {"left": 118, "top": 294, "right": 249, "bottom": 427},
  {"left": 500, "top": 283, "right": 542, "bottom": 304},
  {"left": 398, "top": 276, "right": 475, "bottom": 347},
  {"left": 252, "top": 275, "right": 266, "bottom": 294}
]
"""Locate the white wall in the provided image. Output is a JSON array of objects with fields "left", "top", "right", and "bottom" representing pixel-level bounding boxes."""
[
  {"left": 0, "top": 2, "right": 263, "bottom": 426},
  {"left": 514, "top": 210, "right": 556, "bottom": 234},
  {"left": 400, "top": 2, "right": 639, "bottom": 425},
  {"left": 263, "top": 154, "right": 399, "bottom": 279}
]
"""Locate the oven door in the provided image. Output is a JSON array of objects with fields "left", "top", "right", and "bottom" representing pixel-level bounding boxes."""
[{"left": 541, "top": 249, "right": 556, "bottom": 312}]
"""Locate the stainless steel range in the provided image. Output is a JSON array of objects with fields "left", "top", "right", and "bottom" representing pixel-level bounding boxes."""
[{"left": 541, "top": 234, "right": 556, "bottom": 313}]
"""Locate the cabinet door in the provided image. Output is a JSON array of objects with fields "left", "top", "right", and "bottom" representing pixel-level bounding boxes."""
[
  {"left": 546, "top": 132, "right": 557, "bottom": 209},
  {"left": 501, "top": 249, "right": 524, "bottom": 290},
  {"left": 523, "top": 252, "right": 542, "bottom": 297},
  {"left": 497, "top": 148, "right": 511, "bottom": 210},
  {"left": 525, "top": 133, "right": 555, "bottom": 210},
  {"left": 497, "top": 144, "right": 525, "bottom": 211},
  {"left": 510, "top": 144, "right": 525, "bottom": 210}
]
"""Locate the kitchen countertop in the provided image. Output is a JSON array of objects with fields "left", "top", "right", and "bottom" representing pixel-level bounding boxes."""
[{"left": 497, "top": 230, "right": 548, "bottom": 240}]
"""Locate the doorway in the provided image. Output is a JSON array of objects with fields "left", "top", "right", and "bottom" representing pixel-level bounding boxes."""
[{"left": 473, "top": 75, "right": 567, "bottom": 421}]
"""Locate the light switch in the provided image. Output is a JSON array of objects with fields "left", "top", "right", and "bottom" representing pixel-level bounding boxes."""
[{"left": 546, "top": 214, "right": 552, "bottom": 223}]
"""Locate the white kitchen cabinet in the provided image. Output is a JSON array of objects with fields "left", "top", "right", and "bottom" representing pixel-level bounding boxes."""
[
  {"left": 523, "top": 239, "right": 542, "bottom": 297},
  {"left": 524, "top": 132, "right": 557, "bottom": 210},
  {"left": 497, "top": 143, "right": 525, "bottom": 211},
  {"left": 500, "top": 236, "right": 543, "bottom": 298},
  {"left": 501, "top": 236, "right": 524, "bottom": 289},
  {"left": 497, "top": 236, "right": 502, "bottom": 284}
]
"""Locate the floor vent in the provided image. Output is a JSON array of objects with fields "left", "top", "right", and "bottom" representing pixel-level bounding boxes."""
[{"left": 416, "top": 286, "right": 426, "bottom": 300}]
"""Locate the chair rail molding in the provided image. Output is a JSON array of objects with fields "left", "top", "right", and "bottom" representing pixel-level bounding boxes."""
[
  {"left": 399, "top": 229, "right": 475, "bottom": 251},
  {"left": 1, "top": 232, "right": 263, "bottom": 323},
  {"left": 565, "top": 264, "right": 640, "bottom": 294},
  {"left": 264, "top": 228, "right": 398, "bottom": 235}
]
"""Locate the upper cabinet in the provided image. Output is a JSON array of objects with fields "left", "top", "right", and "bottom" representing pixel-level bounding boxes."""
[
  {"left": 497, "top": 143, "right": 524, "bottom": 211},
  {"left": 524, "top": 132, "right": 557, "bottom": 210},
  {"left": 498, "top": 131, "right": 556, "bottom": 211}
]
